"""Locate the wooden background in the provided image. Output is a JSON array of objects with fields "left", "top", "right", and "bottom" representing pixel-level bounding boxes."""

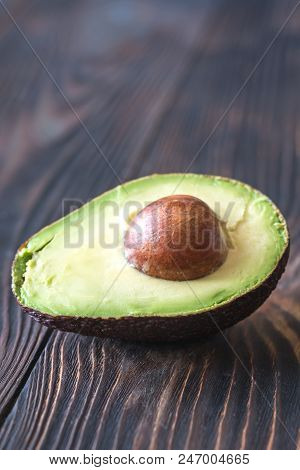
[{"left": 0, "top": 0, "right": 299, "bottom": 450}]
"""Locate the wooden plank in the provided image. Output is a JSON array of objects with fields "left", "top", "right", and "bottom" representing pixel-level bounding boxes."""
[
  {"left": 0, "top": 0, "right": 213, "bottom": 421},
  {"left": 0, "top": 299, "right": 299, "bottom": 450},
  {"left": 0, "top": 0, "right": 299, "bottom": 450}
]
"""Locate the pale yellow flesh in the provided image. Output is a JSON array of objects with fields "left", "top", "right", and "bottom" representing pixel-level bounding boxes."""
[{"left": 13, "top": 174, "right": 288, "bottom": 318}]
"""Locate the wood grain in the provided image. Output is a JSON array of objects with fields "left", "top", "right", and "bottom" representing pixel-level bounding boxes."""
[
  {"left": 0, "top": 0, "right": 299, "bottom": 449},
  {"left": 0, "top": 0, "right": 208, "bottom": 419}
]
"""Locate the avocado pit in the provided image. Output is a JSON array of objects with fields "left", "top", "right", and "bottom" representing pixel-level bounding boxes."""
[{"left": 124, "top": 195, "right": 229, "bottom": 281}]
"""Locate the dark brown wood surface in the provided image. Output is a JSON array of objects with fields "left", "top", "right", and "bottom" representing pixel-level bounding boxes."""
[{"left": 0, "top": 0, "right": 299, "bottom": 450}]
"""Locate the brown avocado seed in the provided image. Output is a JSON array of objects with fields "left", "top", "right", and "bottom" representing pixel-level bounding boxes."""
[{"left": 124, "top": 195, "right": 229, "bottom": 281}]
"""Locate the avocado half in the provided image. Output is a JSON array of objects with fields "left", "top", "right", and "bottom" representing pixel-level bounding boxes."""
[{"left": 12, "top": 174, "right": 289, "bottom": 342}]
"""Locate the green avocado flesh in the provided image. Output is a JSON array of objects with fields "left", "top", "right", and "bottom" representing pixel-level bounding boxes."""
[{"left": 12, "top": 174, "right": 288, "bottom": 319}]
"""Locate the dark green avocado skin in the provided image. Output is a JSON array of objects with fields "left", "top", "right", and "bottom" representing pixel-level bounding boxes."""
[{"left": 20, "top": 243, "right": 290, "bottom": 342}]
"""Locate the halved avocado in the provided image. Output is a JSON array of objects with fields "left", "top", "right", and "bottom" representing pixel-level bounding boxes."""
[{"left": 12, "top": 174, "right": 289, "bottom": 341}]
